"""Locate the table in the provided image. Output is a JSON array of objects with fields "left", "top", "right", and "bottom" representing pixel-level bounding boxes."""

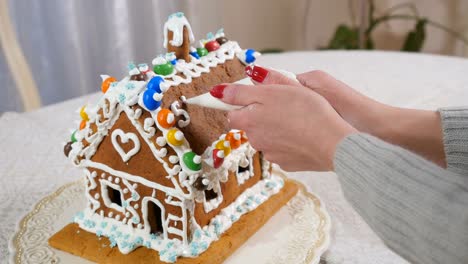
[{"left": 3, "top": 51, "right": 468, "bottom": 263}]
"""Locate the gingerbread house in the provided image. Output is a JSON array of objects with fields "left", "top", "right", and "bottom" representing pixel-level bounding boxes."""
[{"left": 59, "top": 12, "right": 285, "bottom": 263}]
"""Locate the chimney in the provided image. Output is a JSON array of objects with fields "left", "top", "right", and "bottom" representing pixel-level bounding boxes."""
[{"left": 163, "top": 12, "right": 195, "bottom": 62}]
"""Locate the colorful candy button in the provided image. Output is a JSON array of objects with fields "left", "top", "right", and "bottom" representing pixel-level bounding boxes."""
[
  {"left": 79, "top": 106, "right": 89, "bottom": 121},
  {"left": 79, "top": 120, "right": 86, "bottom": 130},
  {"left": 153, "top": 62, "right": 174, "bottom": 76},
  {"left": 196, "top": 47, "right": 208, "bottom": 57},
  {"left": 101, "top": 76, "right": 117, "bottom": 93},
  {"left": 215, "top": 140, "right": 231, "bottom": 156},
  {"left": 240, "top": 130, "right": 248, "bottom": 143},
  {"left": 183, "top": 151, "right": 202, "bottom": 171},
  {"left": 212, "top": 149, "right": 225, "bottom": 169},
  {"left": 190, "top": 51, "right": 200, "bottom": 59},
  {"left": 157, "top": 109, "right": 176, "bottom": 129},
  {"left": 216, "top": 37, "right": 228, "bottom": 45},
  {"left": 167, "top": 129, "right": 184, "bottom": 146},
  {"left": 71, "top": 130, "right": 78, "bottom": 143},
  {"left": 205, "top": 40, "right": 220, "bottom": 52},
  {"left": 147, "top": 76, "right": 164, "bottom": 93},
  {"left": 244, "top": 49, "right": 257, "bottom": 64},
  {"left": 225, "top": 132, "right": 241, "bottom": 149},
  {"left": 142, "top": 89, "right": 161, "bottom": 111}
]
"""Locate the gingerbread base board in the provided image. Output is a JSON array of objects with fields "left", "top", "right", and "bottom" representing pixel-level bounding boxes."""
[{"left": 48, "top": 179, "right": 299, "bottom": 264}]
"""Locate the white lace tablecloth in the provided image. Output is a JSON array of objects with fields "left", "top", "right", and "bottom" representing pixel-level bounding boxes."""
[{"left": 3, "top": 51, "right": 468, "bottom": 264}]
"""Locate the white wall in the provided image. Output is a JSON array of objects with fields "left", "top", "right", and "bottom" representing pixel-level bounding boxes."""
[{"left": 218, "top": 0, "right": 468, "bottom": 56}]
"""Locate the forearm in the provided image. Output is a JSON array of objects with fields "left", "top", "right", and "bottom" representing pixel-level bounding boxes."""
[
  {"left": 334, "top": 133, "right": 468, "bottom": 264},
  {"left": 378, "top": 107, "right": 446, "bottom": 167}
]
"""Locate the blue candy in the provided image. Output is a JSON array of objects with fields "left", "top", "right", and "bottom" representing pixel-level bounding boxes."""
[
  {"left": 170, "top": 59, "right": 177, "bottom": 65},
  {"left": 190, "top": 51, "right": 200, "bottom": 59},
  {"left": 147, "top": 76, "right": 164, "bottom": 93},
  {"left": 245, "top": 49, "right": 257, "bottom": 64},
  {"left": 143, "top": 89, "right": 161, "bottom": 110}
]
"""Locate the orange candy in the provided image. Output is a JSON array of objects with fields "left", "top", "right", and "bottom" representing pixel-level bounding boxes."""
[
  {"left": 240, "top": 130, "right": 248, "bottom": 143},
  {"left": 157, "top": 109, "right": 176, "bottom": 128},
  {"left": 101, "top": 77, "right": 117, "bottom": 93},
  {"left": 79, "top": 120, "right": 86, "bottom": 130},
  {"left": 225, "top": 131, "right": 241, "bottom": 149}
]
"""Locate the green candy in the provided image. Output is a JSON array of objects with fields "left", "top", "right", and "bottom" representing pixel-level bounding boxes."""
[
  {"left": 153, "top": 62, "right": 174, "bottom": 76},
  {"left": 183, "top": 151, "right": 201, "bottom": 171},
  {"left": 71, "top": 130, "right": 77, "bottom": 143},
  {"left": 196, "top": 47, "right": 208, "bottom": 57}
]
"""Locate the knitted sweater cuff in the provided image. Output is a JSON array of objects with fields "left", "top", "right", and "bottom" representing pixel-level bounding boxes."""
[{"left": 438, "top": 107, "right": 468, "bottom": 174}]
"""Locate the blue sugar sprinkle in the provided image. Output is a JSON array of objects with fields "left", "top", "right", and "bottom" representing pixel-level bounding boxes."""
[
  {"left": 111, "top": 225, "right": 117, "bottom": 232},
  {"left": 121, "top": 241, "right": 129, "bottom": 248},
  {"left": 255, "top": 198, "right": 262, "bottom": 204},
  {"left": 216, "top": 28, "right": 224, "bottom": 36},
  {"left": 127, "top": 62, "right": 136, "bottom": 71},
  {"left": 200, "top": 241, "right": 208, "bottom": 250},
  {"left": 138, "top": 63, "right": 147, "bottom": 68},
  {"left": 110, "top": 82, "right": 118, "bottom": 88},
  {"left": 96, "top": 230, "right": 103, "bottom": 237},
  {"left": 266, "top": 181, "right": 277, "bottom": 189},
  {"left": 132, "top": 216, "right": 140, "bottom": 224},
  {"left": 118, "top": 93, "right": 126, "bottom": 103},
  {"left": 150, "top": 233, "right": 158, "bottom": 240},
  {"left": 236, "top": 206, "right": 243, "bottom": 213},
  {"left": 100, "top": 222, "right": 108, "bottom": 228},
  {"left": 125, "top": 82, "right": 136, "bottom": 90},
  {"left": 261, "top": 191, "right": 268, "bottom": 196},
  {"left": 75, "top": 211, "right": 85, "bottom": 220},
  {"left": 166, "top": 241, "right": 174, "bottom": 248},
  {"left": 84, "top": 219, "right": 96, "bottom": 228},
  {"left": 193, "top": 229, "right": 201, "bottom": 239},
  {"left": 245, "top": 199, "right": 252, "bottom": 206},
  {"left": 144, "top": 241, "right": 151, "bottom": 248},
  {"left": 109, "top": 237, "right": 117, "bottom": 248},
  {"left": 131, "top": 192, "right": 139, "bottom": 200},
  {"left": 160, "top": 249, "right": 167, "bottom": 255},
  {"left": 122, "top": 201, "right": 128, "bottom": 207},
  {"left": 134, "top": 236, "right": 143, "bottom": 244},
  {"left": 124, "top": 234, "right": 130, "bottom": 240},
  {"left": 230, "top": 215, "right": 238, "bottom": 222},
  {"left": 206, "top": 32, "right": 214, "bottom": 40}
]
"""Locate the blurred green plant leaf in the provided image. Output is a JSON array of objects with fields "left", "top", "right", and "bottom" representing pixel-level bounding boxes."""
[
  {"left": 326, "top": 24, "right": 359, "bottom": 49},
  {"left": 402, "top": 19, "right": 426, "bottom": 52}
]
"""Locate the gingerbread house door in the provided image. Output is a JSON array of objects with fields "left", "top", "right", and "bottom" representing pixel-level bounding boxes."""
[{"left": 142, "top": 197, "right": 168, "bottom": 239}]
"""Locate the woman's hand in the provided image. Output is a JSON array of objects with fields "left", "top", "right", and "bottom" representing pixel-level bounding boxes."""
[
  {"left": 209, "top": 69, "right": 357, "bottom": 171},
  {"left": 295, "top": 69, "right": 446, "bottom": 167}
]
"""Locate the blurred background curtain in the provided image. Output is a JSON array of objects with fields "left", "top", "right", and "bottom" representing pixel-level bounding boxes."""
[{"left": 1, "top": 0, "right": 468, "bottom": 112}]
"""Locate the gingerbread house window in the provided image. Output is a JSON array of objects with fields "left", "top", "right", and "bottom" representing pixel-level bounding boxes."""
[
  {"left": 204, "top": 189, "right": 218, "bottom": 201},
  {"left": 101, "top": 181, "right": 125, "bottom": 212}
]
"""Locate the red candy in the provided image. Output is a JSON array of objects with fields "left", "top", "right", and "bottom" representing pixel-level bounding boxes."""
[
  {"left": 205, "top": 40, "right": 220, "bottom": 52},
  {"left": 213, "top": 149, "right": 224, "bottom": 169}
]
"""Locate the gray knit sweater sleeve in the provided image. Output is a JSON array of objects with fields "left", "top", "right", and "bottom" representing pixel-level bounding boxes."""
[
  {"left": 440, "top": 107, "right": 468, "bottom": 174},
  {"left": 334, "top": 108, "right": 468, "bottom": 264}
]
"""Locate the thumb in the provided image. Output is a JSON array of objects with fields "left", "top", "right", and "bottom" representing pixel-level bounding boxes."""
[{"left": 246, "top": 65, "right": 301, "bottom": 87}]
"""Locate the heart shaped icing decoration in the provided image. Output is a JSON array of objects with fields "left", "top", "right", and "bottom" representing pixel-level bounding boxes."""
[{"left": 111, "top": 129, "right": 141, "bottom": 163}]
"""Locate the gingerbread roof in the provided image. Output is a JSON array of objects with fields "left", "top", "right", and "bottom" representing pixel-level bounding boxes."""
[{"left": 66, "top": 12, "right": 259, "bottom": 196}]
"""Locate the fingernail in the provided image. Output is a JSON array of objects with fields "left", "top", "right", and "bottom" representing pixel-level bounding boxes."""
[
  {"left": 210, "top": 84, "right": 227, "bottom": 99},
  {"left": 245, "top": 65, "right": 269, "bottom": 83}
]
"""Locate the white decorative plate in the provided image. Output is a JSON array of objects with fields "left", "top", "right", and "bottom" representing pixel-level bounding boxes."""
[{"left": 10, "top": 169, "right": 331, "bottom": 264}]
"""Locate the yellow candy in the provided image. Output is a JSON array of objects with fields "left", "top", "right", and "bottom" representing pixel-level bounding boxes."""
[
  {"left": 167, "top": 129, "right": 184, "bottom": 146},
  {"left": 215, "top": 140, "right": 231, "bottom": 156},
  {"left": 80, "top": 106, "right": 89, "bottom": 121}
]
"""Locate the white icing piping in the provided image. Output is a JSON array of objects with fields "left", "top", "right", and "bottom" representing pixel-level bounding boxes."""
[
  {"left": 163, "top": 13, "right": 195, "bottom": 48},
  {"left": 110, "top": 129, "right": 141, "bottom": 163}
]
